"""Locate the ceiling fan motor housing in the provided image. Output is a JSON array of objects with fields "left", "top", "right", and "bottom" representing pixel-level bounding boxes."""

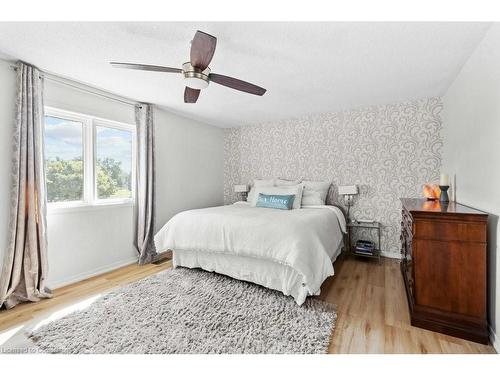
[{"left": 182, "top": 62, "right": 210, "bottom": 89}]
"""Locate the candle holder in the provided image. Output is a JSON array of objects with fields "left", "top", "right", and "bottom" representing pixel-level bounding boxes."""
[{"left": 439, "top": 185, "right": 450, "bottom": 203}]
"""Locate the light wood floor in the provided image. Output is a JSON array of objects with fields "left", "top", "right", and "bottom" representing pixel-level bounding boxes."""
[
  {"left": 322, "top": 256, "right": 495, "bottom": 353},
  {"left": 0, "top": 256, "right": 495, "bottom": 354}
]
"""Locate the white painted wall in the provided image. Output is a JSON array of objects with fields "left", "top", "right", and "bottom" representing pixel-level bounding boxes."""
[
  {"left": 0, "top": 60, "right": 224, "bottom": 288},
  {"left": 442, "top": 24, "right": 500, "bottom": 351},
  {"left": 155, "top": 108, "right": 225, "bottom": 233}
]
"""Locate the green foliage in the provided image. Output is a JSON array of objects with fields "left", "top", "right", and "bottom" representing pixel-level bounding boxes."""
[
  {"left": 46, "top": 157, "right": 132, "bottom": 202},
  {"left": 45, "top": 157, "right": 84, "bottom": 202},
  {"left": 96, "top": 163, "right": 118, "bottom": 198},
  {"left": 96, "top": 157, "right": 121, "bottom": 198}
]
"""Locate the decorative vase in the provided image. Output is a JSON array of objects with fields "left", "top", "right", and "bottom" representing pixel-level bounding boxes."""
[{"left": 439, "top": 185, "right": 449, "bottom": 203}]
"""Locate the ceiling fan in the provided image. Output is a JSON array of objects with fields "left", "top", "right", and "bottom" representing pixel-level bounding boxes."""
[{"left": 110, "top": 30, "right": 267, "bottom": 103}]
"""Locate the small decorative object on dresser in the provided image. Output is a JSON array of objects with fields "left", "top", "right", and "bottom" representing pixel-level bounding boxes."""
[
  {"left": 439, "top": 173, "right": 450, "bottom": 202},
  {"left": 422, "top": 184, "right": 440, "bottom": 200},
  {"left": 439, "top": 185, "right": 450, "bottom": 203},
  {"left": 400, "top": 198, "right": 488, "bottom": 344},
  {"left": 234, "top": 184, "right": 249, "bottom": 201}
]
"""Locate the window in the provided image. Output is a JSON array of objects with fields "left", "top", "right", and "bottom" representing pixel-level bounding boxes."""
[
  {"left": 95, "top": 126, "right": 133, "bottom": 200},
  {"left": 44, "top": 107, "right": 136, "bottom": 210},
  {"left": 45, "top": 116, "right": 84, "bottom": 203}
]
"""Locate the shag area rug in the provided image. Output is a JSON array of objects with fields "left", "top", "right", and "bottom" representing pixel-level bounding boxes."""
[{"left": 28, "top": 268, "right": 337, "bottom": 354}]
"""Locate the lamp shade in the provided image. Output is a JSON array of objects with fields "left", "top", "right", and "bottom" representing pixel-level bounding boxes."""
[
  {"left": 234, "top": 184, "right": 248, "bottom": 193},
  {"left": 338, "top": 185, "right": 358, "bottom": 195}
]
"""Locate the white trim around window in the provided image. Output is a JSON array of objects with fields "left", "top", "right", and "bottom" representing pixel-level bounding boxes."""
[{"left": 44, "top": 107, "right": 136, "bottom": 213}]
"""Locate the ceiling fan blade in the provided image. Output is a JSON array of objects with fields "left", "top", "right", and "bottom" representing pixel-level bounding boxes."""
[
  {"left": 190, "top": 31, "right": 217, "bottom": 70},
  {"left": 110, "top": 62, "right": 182, "bottom": 74},
  {"left": 184, "top": 87, "right": 201, "bottom": 103},
  {"left": 209, "top": 73, "right": 266, "bottom": 96}
]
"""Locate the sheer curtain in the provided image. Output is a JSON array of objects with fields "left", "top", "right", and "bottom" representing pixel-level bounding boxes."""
[
  {"left": 0, "top": 61, "right": 52, "bottom": 309},
  {"left": 134, "top": 104, "right": 157, "bottom": 264}
]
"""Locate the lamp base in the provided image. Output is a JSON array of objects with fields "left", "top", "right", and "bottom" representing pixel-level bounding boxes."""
[
  {"left": 344, "top": 195, "right": 354, "bottom": 221},
  {"left": 439, "top": 185, "right": 449, "bottom": 203}
]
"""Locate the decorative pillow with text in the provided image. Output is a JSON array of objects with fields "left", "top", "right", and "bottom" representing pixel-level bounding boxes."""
[{"left": 256, "top": 194, "right": 295, "bottom": 210}]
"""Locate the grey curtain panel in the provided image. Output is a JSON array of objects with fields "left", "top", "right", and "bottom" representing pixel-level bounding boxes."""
[
  {"left": 0, "top": 62, "right": 52, "bottom": 309},
  {"left": 134, "top": 104, "right": 157, "bottom": 265}
]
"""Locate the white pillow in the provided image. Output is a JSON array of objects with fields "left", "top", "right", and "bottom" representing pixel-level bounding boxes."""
[
  {"left": 247, "top": 178, "right": 274, "bottom": 203},
  {"left": 275, "top": 178, "right": 302, "bottom": 186},
  {"left": 301, "top": 180, "right": 331, "bottom": 206},
  {"left": 250, "top": 185, "right": 304, "bottom": 210}
]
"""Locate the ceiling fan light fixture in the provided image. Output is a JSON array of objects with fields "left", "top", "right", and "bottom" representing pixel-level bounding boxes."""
[
  {"left": 184, "top": 76, "right": 209, "bottom": 90},
  {"left": 182, "top": 62, "right": 210, "bottom": 89}
]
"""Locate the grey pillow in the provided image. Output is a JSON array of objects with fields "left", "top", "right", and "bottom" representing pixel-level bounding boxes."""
[
  {"left": 275, "top": 178, "right": 302, "bottom": 186},
  {"left": 247, "top": 178, "right": 274, "bottom": 203},
  {"left": 301, "top": 180, "right": 331, "bottom": 206}
]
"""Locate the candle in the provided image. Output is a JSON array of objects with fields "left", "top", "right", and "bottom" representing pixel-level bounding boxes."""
[{"left": 440, "top": 173, "right": 449, "bottom": 186}]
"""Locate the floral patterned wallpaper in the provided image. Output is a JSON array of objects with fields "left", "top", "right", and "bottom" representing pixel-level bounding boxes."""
[{"left": 224, "top": 97, "right": 443, "bottom": 258}]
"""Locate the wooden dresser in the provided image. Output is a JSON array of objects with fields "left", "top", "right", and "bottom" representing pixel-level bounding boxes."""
[{"left": 400, "top": 198, "right": 488, "bottom": 344}]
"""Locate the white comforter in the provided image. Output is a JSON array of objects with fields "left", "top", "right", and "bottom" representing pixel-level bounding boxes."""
[{"left": 154, "top": 202, "right": 345, "bottom": 304}]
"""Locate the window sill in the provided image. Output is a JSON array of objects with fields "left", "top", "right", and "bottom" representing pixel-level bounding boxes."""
[{"left": 47, "top": 200, "right": 134, "bottom": 215}]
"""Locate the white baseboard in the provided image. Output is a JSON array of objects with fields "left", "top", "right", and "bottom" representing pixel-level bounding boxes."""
[
  {"left": 48, "top": 256, "right": 139, "bottom": 289},
  {"left": 490, "top": 326, "right": 499, "bottom": 353}
]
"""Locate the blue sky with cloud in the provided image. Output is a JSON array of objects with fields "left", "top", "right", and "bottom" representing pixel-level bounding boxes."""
[
  {"left": 95, "top": 126, "right": 132, "bottom": 171},
  {"left": 45, "top": 116, "right": 83, "bottom": 160},
  {"left": 44, "top": 116, "right": 132, "bottom": 172}
]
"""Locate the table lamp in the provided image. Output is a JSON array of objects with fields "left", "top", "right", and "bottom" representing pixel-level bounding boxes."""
[
  {"left": 234, "top": 184, "right": 249, "bottom": 201},
  {"left": 338, "top": 185, "right": 358, "bottom": 221}
]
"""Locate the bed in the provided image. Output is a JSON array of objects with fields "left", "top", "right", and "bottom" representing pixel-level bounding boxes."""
[{"left": 154, "top": 201, "right": 346, "bottom": 305}]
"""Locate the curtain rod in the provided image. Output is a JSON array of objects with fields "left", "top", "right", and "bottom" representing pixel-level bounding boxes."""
[{"left": 9, "top": 64, "right": 142, "bottom": 109}]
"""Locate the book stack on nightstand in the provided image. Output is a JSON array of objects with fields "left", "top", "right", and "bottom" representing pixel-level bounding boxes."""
[
  {"left": 346, "top": 220, "right": 381, "bottom": 263},
  {"left": 354, "top": 239, "right": 375, "bottom": 256}
]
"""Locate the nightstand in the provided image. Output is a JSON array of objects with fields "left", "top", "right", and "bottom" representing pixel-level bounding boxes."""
[{"left": 346, "top": 221, "right": 381, "bottom": 263}]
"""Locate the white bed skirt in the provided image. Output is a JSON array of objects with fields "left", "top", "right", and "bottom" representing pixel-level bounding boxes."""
[{"left": 173, "top": 243, "right": 343, "bottom": 305}]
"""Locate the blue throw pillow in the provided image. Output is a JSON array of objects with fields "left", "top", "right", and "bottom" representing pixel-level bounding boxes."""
[{"left": 256, "top": 193, "right": 295, "bottom": 210}]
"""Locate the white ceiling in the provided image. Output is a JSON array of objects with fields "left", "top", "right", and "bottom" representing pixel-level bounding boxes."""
[{"left": 0, "top": 22, "right": 491, "bottom": 127}]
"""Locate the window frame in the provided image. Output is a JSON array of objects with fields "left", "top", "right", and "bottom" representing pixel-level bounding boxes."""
[{"left": 44, "top": 107, "right": 136, "bottom": 213}]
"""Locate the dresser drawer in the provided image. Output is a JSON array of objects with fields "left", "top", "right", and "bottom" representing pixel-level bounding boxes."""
[{"left": 414, "top": 220, "right": 486, "bottom": 242}]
